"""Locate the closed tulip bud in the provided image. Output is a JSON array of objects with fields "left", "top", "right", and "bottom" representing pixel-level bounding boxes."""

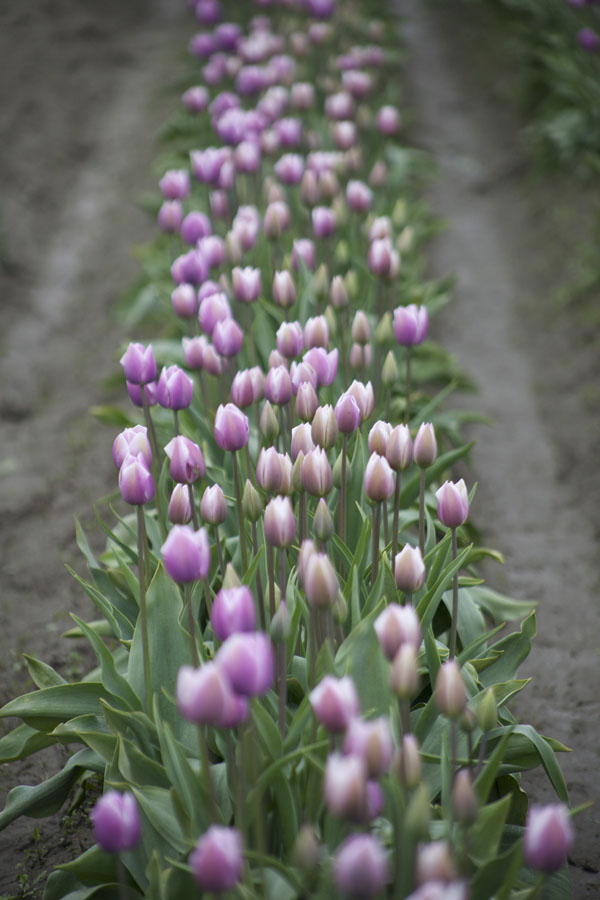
[
  {"left": 214, "top": 403, "right": 249, "bottom": 451},
  {"left": 300, "top": 168, "right": 320, "bottom": 206},
  {"left": 364, "top": 453, "right": 395, "bottom": 503},
  {"left": 232, "top": 266, "right": 261, "bottom": 303},
  {"left": 333, "top": 834, "right": 388, "bottom": 898},
  {"left": 452, "top": 769, "right": 478, "bottom": 825},
  {"left": 210, "top": 189, "right": 229, "bottom": 219},
  {"left": 304, "top": 347, "right": 338, "bottom": 387},
  {"left": 270, "top": 600, "right": 291, "bottom": 643},
  {"left": 413, "top": 422, "right": 437, "bottom": 468},
  {"left": 112, "top": 425, "right": 152, "bottom": 470},
  {"left": 330, "top": 274, "right": 348, "bottom": 309},
  {"left": 263, "top": 201, "right": 291, "bottom": 241},
  {"left": 162, "top": 525, "right": 211, "bottom": 583},
  {"left": 312, "top": 206, "right": 336, "bottom": 239},
  {"left": 396, "top": 734, "right": 422, "bottom": 788},
  {"left": 213, "top": 317, "right": 243, "bottom": 357},
  {"left": 344, "top": 269, "right": 359, "bottom": 302},
  {"left": 91, "top": 791, "right": 141, "bottom": 854},
  {"left": 394, "top": 545, "right": 426, "bottom": 593},
  {"left": 225, "top": 230, "right": 243, "bottom": 264},
  {"left": 158, "top": 200, "right": 183, "bottom": 234},
  {"left": 272, "top": 270, "right": 297, "bottom": 309},
  {"left": 181, "top": 210, "right": 211, "bottom": 245},
  {"left": 159, "top": 168, "right": 189, "bottom": 200},
  {"left": 368, "top": 238, "right": 392, "bottom": 277},
  {"left": 293, "top": 826, "right": 320, "bottom": 875},
  {"left": 259, "top": 400, "right": 279, "bottom": 442},
  {"left": 368, "top": 421, "right": 391, "bottom": 456},
  {"left": 524, "top": 805, "right": 574, "bottom": 874},
  {"left": 264, "top": 365, "right": 293, "bottom": 406},
  {"left": 390, "top": 644, "right": 419, "bottom": 700},
  {"left": 156, "top": 365, "right": 194, "bottom": 410},
  {"left": 476, "top": 687, "right": 497, "bottom": 732},
  {"left": 346, "top": 179, "right": 373, "bottom": 214},
  {"left": 190, "top": 826, "right": 243, "bottom": 892},
  {"left": 248, "top": 366, "right": 265, "bottom": 402},
  {"left": 351, "top": 310, "right": 372, "bottom": 344},
  {"left": 324, "top": 753, "right": 367, "bottom": 820},
  {"left": 182, "top": 335, "right": 207, "bottom": 371},
  {"left": 292, "top": 238, "right": 316, "bottom": 272},
  {"left": 263, "top": 495, "right": 296, "bottom": 547},
  {"left": 304, "top": 315, "right": 329, "bottom": 350},
  {"left": 241, "top": 479, "right": 261, "bottom": 522},
  {"left": 387, "top": 424, "right": 413, "bottom": 471},
  {"left": 333, "top": 590, "right": 348, "bottom": 624},
  {"left": 302, "top": 447, "right": 333, "bottom": 497},
  {"left": 435, "top": 661, "right": 466, "bottom": 719},
  {"left": 335, "top": 391, "right": 362, "bottom": 434},
  {"left": 376, "top": 105, "right": 401, "bottom": 135},
  {"left": 119, "top": 454, "right": 154, "bottom": 506},
  {"left": 200, "top": 484, "right": 227, "bottom": 526},
  {"left": 393, "top": 304, "right": 428, "bottom": 346},
  {"left": 168, "top": 483, "right": 193, "bottom": 524},
  {"left": 374, "top": 602, "right": 422, "bottom": 660},
  {"left": 211, "top": 586, "right": 255, "bottom": 641},
  {"left": 165, "top": 436, "right": 206, "bottom": 484},
  {"left": 460, "top": 706, "right": 478, "bottom": 734},
  {"left": 369, "top": 160, "right": 387, "bottom": 188},
  {"left": 171, "top": 284, "right": 197, "bottom": 318},
  {"left": 347, "top": 379, "right": 374, "bottom": 421},
  {"left": 290, "top": 423, "right": 313, "bottom": 462},
  {"left": 276, "top": 321, "right": 303, "bottom": 359},
  {"left": 435, "top": 479, "right": 469, "bottom": 528},
  {"left": 177, "top": 663, "right": 234, "bottom": 726},
  {"left": 268, "top": 349, "right": 288, "bottom": 371},
  {"left": 204, "top": 345, "right": 225, "bottom": 377},
  {"left": 311, "top": 405, "right": 338, "bottom": 450},
  {"left": 256, "top": 447, "right": 286, "bottom": 494},
  {"left": 221, "top": 563, "right": 240, "bottom": 591},
  {"left": 343, "top": 717, "right": 393, "bottom": 778},
  {"left": 230, "top": 370, "right": 254, "bottom": 409},
  {"left": 126, "top": 380, "right": 157, "bottom": 408},
  {"left": 405, "top": 784, "right": 431, "bottom": 840},
  {"left": 415, "top": 841, "right": 457, "bottom": 886},
  {"left": 295, "top": 382, "right": 319, "bottom": 422},
  {"left": 348, "top": 343, "right": 369, "bottom": 370},
  {"left": 297, "top": 539, "right": 316, "bottom": 586},
  {"left": 314, "top": 498, "right": 334, "bottom": 543},
  {"left": 304, "top": 551, "right": 338, "bottom": 608},
  {"left": 291, "top": 452, "right": 304, "bottom": 493},
  {"left": 216, "top": 632, "right": 275, "bottom": 696},
  {"left": 120, "top": 342, "right": 157, "bottom": 385}
]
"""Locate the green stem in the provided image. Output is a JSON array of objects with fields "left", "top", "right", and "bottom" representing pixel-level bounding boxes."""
[
  {"left": 232, "top": 452, "right": 249, "bottom": 570},
  {"left": 418, "top": 469, "right": 426, "bottom": 558},
  {"left": 141, "top": 388, "right": 167, "bottom": 540},
  {"left": 252, "top": 522, "right": 266, "bottom": 630},
  {"left": 188, "top": 483, "right": 200, "bottom": 530},
  {"left": 267, "top": 543, "right": 276, "bottom": 622},
  {"left": 198, "top": 724, "right": 217, "bottom": 823},
  {"left": 173, "top": 410, "right": 179, "bottom": 435},
  {"left": 185, "top": 583, "right": 200, "bottom": 668},
  {"left": 117, "top": 857, "right": 129, "bottom": 900},
  {"left": 392, "top": 470, "right": 401, "bottom": 561},
  {"left": 277, "top": 636, "right": 287, "bottom": 739},
  {"left": 405, "top": 347, "right": 412, "bottom": 424},
  {"left": 214, "top": 524, "right": 225, "bottom": 580},
  {"left": 136, "top": 506, "right": 152, "bottom": 716},
  {"left": 338, "top": 434, "right": 347, "bottom": 544},
  {"left": 450, "top": 528, "right": 459, "bottom": 660},
  {"left": 371, "top": 502, "right": 381, "bottom": 586}
]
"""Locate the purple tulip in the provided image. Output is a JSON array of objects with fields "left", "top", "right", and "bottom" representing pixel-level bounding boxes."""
[
  {"left": 264, "top": 364, "right": 293, "bottom": 405},
  {"left": 182, "top": 85, "right": 210, "bottom": 112},
  {"left": 195, "top": 0, "right": 222, "bottom": 24},
  {"left": 394, "top": 546, "right": 426, "bottom": 594},
  {"left": 368, "top": 421, "right": 391, "bottom": 457},
  {"left": 172, "top": 249, "right": 207, "bottom": 286},
  {"left": 181, "top": 210, "right": 212, "bottom": 245},
  {"left": 168, "top": 483, "right": 193, "bottom": 525},
  {"left": 216, "top": 632, "right": 275, "bottom": 695},
  {"left": 312, "top": 206, "right": 336, "bottom": 239},
  {"left": 232, "top": 266, "right": 262, "bottom": 303},
  {"left": 159, "top": 169, "right": 190, "bottom": 200},
  {"left": 347, "top": 380, "right": 374, "bottom": 421},
  {"left": 213, "top": 317, "right": 243, "bottom": 357},
  {"left": 200, "top": 484, "right": 227, "bottom": 525},
  {"left": 292, "top": 238, "right": 316, "bottom": 271},
  {"left": 291, "top": 82, "right": 315, "bottom": 109},
  {"left": 364, "top": 453, "right": 395, "bottom": 503},
  {"left": 275, "top": 116, "right": 303, "bottom": 148},
  {"left": 274, "top": 152, "right": 305, "bottom": 185},
  {"left": 276, "top": 321, "right": 304, "bottom": 359},
  {"left": 190, "top": 826, "right": 243, "bottom": 892},
  {"left": 126, "top": 380, "right": 157, "bottom": 408},
  {"left": 214, "top": 403, "right": 249, "bottom": 451},
  {"left": 333, "top": 834, "right": 389, "bottom": 898},
  {"left": 214, "top": 22, "right": 241, "bottom": 51},
  {"left": 435, "top": 479, "right": 469, "bottom": 528},
  {"left": 234, "top": 140, "right": 262, "bottom": 174},
  {"left": 118, "top": 454, "right": 154, "bottom": 506},
  {"left": 524, "top": 804, "right": 574, "bottom": 873},
  {"left": 311, "top": 405, "right": 338, "bottom": 449},
  {"left": 393, "top": 304, "right": 428, "bottom": 347},
  {"left": 190, "top": 146, "right": 228, "bottom": 184},
  {"left": 309, "top": 675, "right": 360, "bottom": 732},
  {"left": 291, "top": 422, "right": 315, "bottom": 460},
  {"left": 325, "top": 91, "right": 354, "bottom": 120},
  {"left": 324, "top": 753, "right": 367, "bottom": 820},
  {"left": 263, "top": 495, "right": 296, "bottom": 547},
  {"left": 211, "top": 586, "right": 255, "bottom": 641},
  {"left": 198, "top": 291, "right": 231, "bottom": 336},
  {"left": 120, "top": 342, "right": 157, "bottom": 385},
  {"left": 346, "top": 179, "right": 373, "bottom": 213},
  {"left": 343, "top": 717, "right": 393, "bottom": 777},
  {"left": 157, "top": 200, "right": 183, "bottom": 233},
  {"left": 161, "top": 525, "right": 211, "bottom": 583},
  {"left": 304, "top": 551, "right": 339, "bottom": 607},
  {"left": 171, "top": 284, "right": 197, "bottom": 319},
  {"left": 156, "top": 365, "right": 194, "bottom": 410},
  {"left": 376, "top": 105, "right": 401, "bottom": 135},
  {"left": 182, "top": 335, "right": 208, "bottom": 371},
  {"left": 198, "top": 235, "right": 226, "bottom": 270},
  {"left": 303, "top": 315, "right": 329, "bottom": 349},
  {"left": 91, "top": 791, "right": 141, "bottom": 854},
  {"left": 301, "top": 447, "right": 333, "bottom": 497},
  {"left": 374, "top": 602, "right": 422, "bottom": 660},
  {"left": 112, "top": 425, "right": 152, "bottom": 470},
  {"left": 335, "top": 391, "right": 361, "bottom": 434},
  {"left": 230, "top": 369, "right": 254, "bottom": 408},
  {"left": 177, "top": 663, "right": 237, "bottom": 725},
  {"left": 577, "top": 27, "right": 599, "bottom": 51},
  {"left": 435, "top": 660, "right": 466, "bottom": 719},
  {"left": 342, "top": 69, "right": 372, "bottom": 99},
  {"left": 295, "top": 383, "right": 319, "bottom": 423},
  {"left": 333, "top": 120, "right": 357, "bottom": 150},
  {"left": 189, "top": 31, "right": 216, "bottom": 59},
  {"left": 368, "top": 238, "right": 392, "bottom": 277},
  {"left": 386, "top": 424, "right": 413, "bottom": 471},
  {"left": 273, "top": 270, "right": 297, "bottom": 308},
  {"left": 165, "top": 436, "right": 206, "bottom": 484},
  {"left": 303, "top": 347, "right": 338, "bottom": 386}
]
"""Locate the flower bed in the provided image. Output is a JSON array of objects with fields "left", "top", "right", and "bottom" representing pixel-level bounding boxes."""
[{"left": 0, "top": 1, "right": 575, "bottom": 897}]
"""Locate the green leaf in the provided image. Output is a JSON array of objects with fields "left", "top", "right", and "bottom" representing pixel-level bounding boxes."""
[
  {"left": 153, "top": 703, "right": 207, "bottom": 832},
  {"left": 131, "top": 785, "right": 187, "bottom": 853},
  {"left": 71, "top": 615, "right": 141, "bottom": 711},
  {"left": 335, "top": 598, "right": 390, "bottom": 715},
  {"left": 0, "top": 683, "right": 120, "bottom": 732},
  {"left": 474, "top": 726, "right": 514, "bottom": 805},
  {"left": 252, "top": 697, "right": 283, "bottom": 761},
  {"left": 479, "top": 612, "right": 536, "bottom": 686},
  {"left": 89, "top": 405, "right": 135, "bottom": 428},
  {"left": 400, "top": 442, "right": 475, "bottom": 507},
  {"left": 0, "top": 723, "right": 57, "bottom": 763},
  {"left": 471, "top": 584, "right": 537, "bottom": 623},
  {"left": 23, "top": 654, "right": 67, "bottom": 689},
  {"left": 469, "top": 794, "right": 512, "bottom": 865}
]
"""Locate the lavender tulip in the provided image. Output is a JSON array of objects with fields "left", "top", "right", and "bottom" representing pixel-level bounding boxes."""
[
  {"left": 324, "top": 753, "right": 367, "bottom": 820},
  {"left": 213, "top": 317, "right": 243, "bottom": 357},
  {"left": 112, "top": 425, "right": 152, "bottom": 470},
  {"left": 198, "top": 291, "right": 231, "bottom": 336},
  {"left": 171, "top": 284, "right": 198, "bottom": 318},
  {"left": 343, "top": 717, "right": 393, "bottom": 777},
  {"left": 273, "top": 270, "right": 297, "bottom": 308},
  {"left": 161, "top": 525, "right": 211, "bottom": 583},
  {"left": 165, "top": 436, "right": 205, "bottom": 484},
  {"left": 181, "top": 210, "right": 212, "bottom": 245},
  {"left": 264, "top": 495, "right": 296, "bottom": 547},
  {"left": 156, "top": 365, "right": 194, "bottom": 410},
  {"left": 435, "top": 479, "right": 469, "bottom": 528},
  {"left": 335, "top": 391, "right": 361, "bottom": 434},
  {"left": 364, "top": 453, "right": 395, "bottom": 503},
  {"left": 118, "top": 454, "right": 154, "bottom": 506},
  {"left": 304, "top": 551, "right": 339, "bottom": 608},
  {"left": 393, "top": 304, "right": 428, "bottom": 347},
  {"left": 168, "top": 483, "right": 193, "bottom": 525},
  {"left": 232, "top": 266, "right": 261, "bottom": 303},
  {"left": 374, "top": 603, "right": 422, "bottom": 660},
  {"left": 333, "top": 834, "right": 389, "bottom": 898},
  {"left": 216, "top": 632, "right": 275, "bottom": 695},
  {"left": 91, "top": 791, "right": 141, "bottom": 854},
  {"left": 159, "top": 169, "right": 190, "bottom": 200},
  {"left": 177, "top": 663, "right": 237, "bottom": 726},
  {"left": 200, "top": 484, "right": 227, "bottom": 525},
  {"left": 524, "top": 804, "right": 574, "bottom": 873},
  {"left": 214, "top": 404, "right": 249, "bottom": 451},
  {"left": 264, "top": 365, "right": 293, "bottom": 405},
  {"left": 312, "top": 206, "right": 336, "bottom": 239},
  {"left": 120, "top": 342, "right": 157, "bottom": 385},
  {"left": 158, "top": 200, "right": 183, "bottom": 233},
  {"left": 211, "top": 586, "right": 255, "bottom": 641},
  {"left": 376, "top": 105, "right": 401, "bottom": 135},
  {"left": 182, "top": 85, "right": 209, "bottom": 112},
  {"left": 309, "top": 675, "right": 360, "bottom": 732},
  {"left": 190, "top": 826, "right": 243, "bottom": 892}
]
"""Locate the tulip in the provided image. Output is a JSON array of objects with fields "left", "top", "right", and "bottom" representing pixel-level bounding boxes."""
[
  {"left": 312, "top": 206, "right": 336, "bottom": 239},
  {"left": 324, "top": 753, "right": 367, "bottom": 820},
  {"left": 393, "top": 304, "right": 428, "bottom": 347},
  {"left": 200, "top": 484, "right": 227, "bottom": 526},
  {"left": 264, "top": 365, "right": 293, "bottom": 405},
  {"left": 120, "top": 342, "right": 157, "bottom": 385},
  {"left": 161, "top": 525, "right": 210, "bottom": 584},
  {"left": 274, "top": 152, "right": 305, "bottom": 185},
  {"left": 182, "top": 85, "right": 210, "bottom": 112},
  {"left": 311, "top": 405, "right": 338, "bottom": 449},
  {"left": 91, "top": 791, "right": 141, "bottom": 854},
  {"left": 216, "top": 632, "right": 275, "bottom": 696},
  {"left": 577, "top": 27, "right": 599, "bottom": 51},
  {"left": 263, "top": 200, "right": 291, "bottom": 239},
  {"left": 333, "top": 834, "right": 389, "bottom": 898},
  {"left": 190, "top": 826, "right": 243, "bottom": 892},
  {"left": 368, "top": 238, "right": 392, "bottom": 277},
  {"left": 232, "top": 266, "right": 261, "bottom": 303},
  {"left": 158, "top": 200, "right": 183, "bottom": 233},
  {"left": 177, "top": 663, "right": 235, "bottom": 725},
  {"left": 156, "top": 365, "right": 194, "bottom": 410},
  {"left": 172, "top": 249, "right": 207, "bottom": 286},
  {"left": 303, "top": 347, "right": 338, "bottom": 386},
  {"left": 387, "top": 424, "right": 413, "bottom": 471},
  {"left": 112, "top": 425, "right": 152, "bottom": 470},
  {"left": 452, "top": 769, "right": 478, "bottom": 825},
  {"left": 264, "top": 495, "right": 296, "bottom": 547},
  {"left": 190, "top": 146, "right": 228, "bottom": 183},
  {"left": 273, "top": 270, "right": 297, "bottom": 308},
  {"left": 302, "top": 448, "right": 333, "bottom": 498},
  {"left": 118, "top": 454, "right": 154, "bottom": 506},
  {"left": 333, "top": 121, "right": 357, "bottom": 150},
  {"left": 202, "top": 344, "right": 223, "bottom": 376},
  {"left": 260, "top": 400, "right": 279, "bottom": 442},
  {"left": 343, "top": 717, "right": 393, "bottom": 777},
  {"left": 214, "top": 404, "right": 249, "bottom": 451},
  {"left": 435, "top": 479, "right": 469, "bottom": 528},
  {"left": 292, "top": 238, "right": 316, "bottom": 271},
  {"left": 198, "top": 235, "right": 226, "bottom": 269},
  {"left": 347, "top": 379, "right": 374, "bottom": 421},
  {"left": 171, "top": 284, "right": 198, "bottom": 318},
  {"left": 304, "top": 315, "right": 329, "bottom": 349},
  {"left": 256, "top": 447, "right": 288, "bottom": 494},
  {"left": 374, "top": 602, "right": 422, "bottom": 661},
  {"left": 335, "top": 392, "right": 361, "bottom": 434},
  {"left": 368, "top": 421, "right": 391, "bottom": 457},
  {"left": 304, "top": 551, "right": 338, "bottom": 608},
  {"left": 435, "top": 661, "right": 466, "bottom": 719},
  {"left": 295, "top": 382, "right": 319, "bottom": 422},
  {"left": 234, "top": 140, "right": 261, "bottom": 174},
  {"left": 415, "top": 841, "right": 457, "bottom": 886},
  {"left": 390, "top": 644, "right": 419, "bottom": 701},
  {"left": 376, "top": 105, "right": 401, "bottom": 135},
  {"left": 211, "top": 586, "right": 255, "bottom": 641},
  {"left": 230, "top": 369, "right": 254, "bottom": 408},
  {"left": 325, "top": 91, "right": 354, "bottom": 120},
  {"left": 213, "top": 317, "right": 243, "bottom": 357},
  {"left": 276, "top": 321, "right": 304, "bottom": 359},
  {"left": 364, "top": 453, "right": 395, "bottom": 503},
  {"left": 524, "top": 804, "right": 574, "bottom": 873},
  {"left": 165, "top": 436, "right": 205, "bottom": 484},
  {"left": 275, "top": 116, "right": 302, "bottom": 148},
  {"left": 300, "top": 169, "right": 320, "bottom": 206},
  {"left": 394, "top": 545, "right": 426, "bottom": 594},
  {"left": 168, "top": 483, "right": 193, "bottom": 525},
  {"left": 159, "top": 169, "right": 190, "bottom": 200}
]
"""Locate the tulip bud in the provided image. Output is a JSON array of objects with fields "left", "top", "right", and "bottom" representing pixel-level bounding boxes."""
[
  {"left": 200, "top": 484, "right": 227, "bottom": 525},
  {"left": 415, "top": 842, "right": 457, "bottom": 886},
  {"left": 343, "top": 717, "right": 393, "bottom": 777},
  {"left": 216, "top": 632, "right": 275, "bottom": 696},
  {"left": 270, "top": 600, "right": 291, "bottom": 643},
  {"left": 393, "top": 304, "right": 428, "bottom": 347},
  {"left": 168, "top": 483, "right": 193, "bottom": 525},
  {"left": 304, "top": 551, "right": 339, "bottom": 609},
  {"left": 214, "top": 404, "right": 250, "bottom": 452},
  {"left": 394, "top": 545, "right": 426, "bottom": 593},
  {"left": 222, "top": 564, "right": 241, "bottom": 591},
  {"left": 368, "top": 421, "right": 391, "bottom": 457},
  {"left": 405, "top": 784, "right": 431, "bottom": 840},
  {"left": 118, "top": 454, "right": 154, "bottom": 506},
  {"left": 297, "top": 539, "right": 316, "bottom": 586},
  {"left": 374, "top": 603, "right": 421, "bottom": 660},
  {"left": 375, "top": 311, "right": 394, "bottom": 346},
  {"left": 386, "top": 424, "right": 412, "bottom": 471},
  {"left": 292, "top": 238, "right": 316, "bottom": 272},
  {"left": 156, "top": 365, "right": 194, "bottom": 410},
  {"left": 239, "top": 481, "right": 261, "bottom": 525},
  {"left": 435, "top": 661, "right": 466, "bottom": 719},
  {"left": 413, "top": 422, "right": 437, "bottom": 469},
  {"left": 232, "top": 266, "right": 261, "bottom": 303},
  {"left": 324, "top": 753, "right": 367, "bottom": 820},
  {"left": 231, "top": 369, "right": 254, "bottom": 408},
  {"left": 171, "top": 283, "right": 197, "bottom": 317},
  {"left": 260, "top": 400, "right": 279, "bottom": 442},
  {"left": 177, "top": 663, "right": 240, "bottom": 727},
  {"left": 435, "top": 479, "right": 470, "bottom": 528},
  {"left": 390, "top": 644, "right": 420, "bottom": 700},
  {"left": 476, "top": 687, "right": 497, "bottom": 732},
  {"left": 120, "top": 342, "right": 157, "bottom": 385},
  {"left": 293, "top": 826, "right": 320, "bottom": 875},
  {"left": 364, "top": 453, "right": 395, "bottom": 503},
  {"left": 112, "top": 425, "right": 152, "bottom": 470},
  {"left": 264, "top": 365, "right": 293, "bottom": 405},
  {"left": 335, "top": 391, "right": 362, "bottom": 435},
  {"left": 263, "top": 495, "right": 296, "bottom": 547},
  {"left": 313, "top": 498, "right": 334, "bottom": 543},
  {"left": 352, "top": 311, "right": 372, "bottom": 344},
  {"left": 347, "top": 379, "right": 374, "bottom": 421},
  {"left": 91, "top": 791, "right": 141, "bottom": 854},
  {"left": 295, "top": 382, "right": 319, "bottom": 422},
  {"left": 213, "top": 317, "right": 243, "bottom": 358},
  {"left": 452, "top": 769, "right": 478, "bottom": 825},
  {"left": 165, "top": 436, "right": 206, "bottom": 484},
  {"left": 190, "top": 826, "right": 243, "bottom": 892},
  {"left": 158, "top": 199, "right": 184, "bottom": 233},
  {"left": 211, "top": 584, "right": 255, "bottom": 642},
  {"left": 311, "top": 405, "right": 338, "bottom": 450},
  {"left": 302, "top": 447, "right": 333, "bottom": 497},
  {"left": 333, "top": 591, "right": 348, "bottom": 624},
  {"left": 524, "top": 804, "right": 574, "bottom": 874},
  {"left": 396, "top": 734, "right": 422, "bottom": 788},
  {"left": 309, "top": 675, "right": 360, "bottom": 732},
  {"left": 333, "top": 835, "right": 388, "bottom": 898},
  {"left": 330, "top": 274, "right": 348, "bottom": 309},
  {"left": 304, "top": 315, "right": 329, "bottom": 350}
]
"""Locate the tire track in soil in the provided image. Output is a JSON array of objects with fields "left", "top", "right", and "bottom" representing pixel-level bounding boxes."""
[
  {"left": 399, "top": 1, "right": 600, "bottom": 895},
  {"left": 0, "top": 0, "right": 189, "bottom": 890}
]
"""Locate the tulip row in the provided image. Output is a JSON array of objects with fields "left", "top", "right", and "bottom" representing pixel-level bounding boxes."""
[{"left": 0, "top": 1, "right": 573, "bottom": 898}]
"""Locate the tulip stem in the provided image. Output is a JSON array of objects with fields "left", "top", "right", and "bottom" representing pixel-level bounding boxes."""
[
  {"left": 251, "top": 522, "right": 266, "bottom": 630},
  {"left": 232, "top": 452, "right": 249, "bottom": 571},
  {"left": 418, "top": 470, "right": 426, "bottom": 558},
  {"left": 141, "top": 388, "right": 167, "bottom": 540},
  {"left": 371, "top": 502, "right": 381, "bottom": 586},
  {"left": 405, "top": 347, "right": 412, "bottom": 423},
  {"left": 392, "top": 471, "right": 401, "bottom": 561},
  {"left": 400, "top": 699, "right": 411, "bottom": 736},
  {"left": 188, "top": 484, "right": 200, "bottom": 530},
  {"left": 198, "top": 724, "right": 217, "bottom": 823},
  {"left": 277, "top": 638, "right": 287, "bottom": 739},
  {"left": 185, "top": 583, "right": 200, "bottom": 668},
  {"left": 117, "top": 858, "right": 129, "bottom": 900},
  {"left": 266, "top": 543, "right": 276, "bottom": 622},
  {"left": 298, "top": 492, "right": 306, "bottom": 544},
  {"left": 449, "top": 528, "right": 459, "bottom": 661},
  {"left": 136, "top": 506, "right": 152, "bottom": 717},
  {"left": 173, "top": 410, "right": 179, "bottom": 436},
  {"left": 383, "top": 497, "right": 390, "bottom": 551},
  {"left": 338, "top": 434, "right": 348, "bottom": 544},
  {"left": 214, "top": 524, "right": 225, "bottom": 580}
]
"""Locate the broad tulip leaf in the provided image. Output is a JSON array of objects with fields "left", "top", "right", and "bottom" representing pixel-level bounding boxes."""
[
  {"left": 71, "top": 615, "right": 141, "bottom": 711},
  {"left": 0, "top": 723, "right": 57, "bottom": 764},
  {"left": 336, "top": 598, "right": 390, "bottom": 715},
  {"left": 0, "top": 683, "right": 120, "bottom": 732},
  {"left": 469, "top": 794, "right": 512, "bottom": 864},
  {"left": 23, "top": 654, "right": 67, "bottom": 689}
]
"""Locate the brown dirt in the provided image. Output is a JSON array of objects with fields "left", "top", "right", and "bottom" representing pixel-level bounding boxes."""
[
  {"left": 0, "top": 0, "right": 189, "bottom": 893},
  {"left": 400, "top": 0, "right": 600, "bottom": 895}
]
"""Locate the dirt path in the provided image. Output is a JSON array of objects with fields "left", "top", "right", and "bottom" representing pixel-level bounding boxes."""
[
  {"left": 400, "top": 0, "right": 600, "bottom": 894},
  {"left": 0, "top": 0, "right": 188, "bottom": 890}
]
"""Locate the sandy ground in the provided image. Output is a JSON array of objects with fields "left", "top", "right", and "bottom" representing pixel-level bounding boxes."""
[
  {"left": 1, "top": 0, "right": 599, "bottom": 895},
  {"left": 0, "top": 0, "right": 188, "bottom": 891},
  {"left": 400, "top": 0, "right": 600, "bottom": 894}
]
